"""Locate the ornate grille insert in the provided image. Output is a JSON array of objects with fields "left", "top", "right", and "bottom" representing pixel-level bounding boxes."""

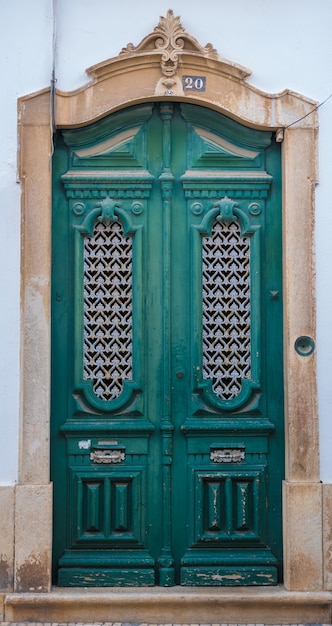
[
  {"left": 202, "top": 220, "right": 251, "bottom": 400},
  {"left": 83, "top": 220, "right": 133, "bottom": 400}
]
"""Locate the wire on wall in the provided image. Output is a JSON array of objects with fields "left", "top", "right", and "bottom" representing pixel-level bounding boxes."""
[
  {"left": 285, "top": 92, "right": 332, "bottom": 129},
  {"left": 47, "top": 1, "right": 331, "bottom": 144},
  {"left": 50, "top": 0, "right": 57, "bottom": 158}
]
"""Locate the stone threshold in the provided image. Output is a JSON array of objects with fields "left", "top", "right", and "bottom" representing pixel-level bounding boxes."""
[{"left": 1, "top": 587, "right": 332, "bottom": 625}]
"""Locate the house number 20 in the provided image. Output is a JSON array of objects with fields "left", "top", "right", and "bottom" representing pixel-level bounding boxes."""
[{"left": 182, "top": 75, "right": 206, "bottom": 91}]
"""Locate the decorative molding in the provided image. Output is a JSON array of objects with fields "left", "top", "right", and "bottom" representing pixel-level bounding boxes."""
[
  {"left": 214, "top": 196, "right": 239, "bottom": 224},
  {"left": 83, "top": 9, "right": 252, "bottom": 96},
  {"left": 96, "top": 196, "right": 120, "bottom": 226},
  {"left": 72, "top": 202, "right": 86, "bottom": 216},
  {"left": 61, "top": 172, "right": 154, "bottom": 200},
  {"left": 181, "top": 170, "right": 272, "bottom": 200},
  {"left": 131, "top": 201, "right": 144, "bottom": 215},
  {"left": 183, "top": 188, "right": 270, "bottom": 200},
  {"left": 191, "top": 201, "right": 203, "bottom": 215},
  {"left": 65, "top": 188, "right": 152, "bottom": 200},
  {"left": 120, "top": 9, "right": 219, "bottom": 79},
  {"left": 249, "top": 201, "right": 262, "bottom": 216}
]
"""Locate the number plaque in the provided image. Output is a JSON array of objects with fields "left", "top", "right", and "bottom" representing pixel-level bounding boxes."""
[{"left": 182, "top": 75, "right": 206, "bottom": 91}]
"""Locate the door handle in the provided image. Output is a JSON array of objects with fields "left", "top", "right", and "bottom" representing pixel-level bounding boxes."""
[{"left": 176, "top": 371, "right": 184, "bottom": 379}]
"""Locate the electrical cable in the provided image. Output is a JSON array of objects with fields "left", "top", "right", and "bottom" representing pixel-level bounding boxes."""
[
  {"left": 50, "top": 0, "right": 57, "bottom": 158},
  {"left": 285, "top": 92, "right": 332, "bottom": 129}
]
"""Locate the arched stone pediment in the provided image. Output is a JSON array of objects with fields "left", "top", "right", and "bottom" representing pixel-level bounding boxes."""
[{"left": 21, "top": 9, "right": 317, "bottom": 132}]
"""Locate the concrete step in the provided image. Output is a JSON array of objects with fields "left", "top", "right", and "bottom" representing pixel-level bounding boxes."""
[
  {"left": 1, "top": 622, "right": 331, "bottom": 626},
  {"left": 1, "top": 588, "right": 332, "bottom": 624}
]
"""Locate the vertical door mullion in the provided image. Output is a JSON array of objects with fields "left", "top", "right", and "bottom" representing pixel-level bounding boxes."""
[{"left": 158, "top": 103, "right": 175, "bottom": 586}]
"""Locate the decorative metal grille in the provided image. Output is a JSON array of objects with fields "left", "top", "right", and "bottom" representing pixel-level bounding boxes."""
[
  {"left": 202, "top": 220, "right": 251, "bottom": 400},
  {"left": 83, "top": 220, "right": 133, "bottom": 400}
]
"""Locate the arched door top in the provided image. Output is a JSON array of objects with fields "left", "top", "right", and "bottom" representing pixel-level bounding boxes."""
[{"left": 46, "top": 9, "right": 318, "bottom": 132}]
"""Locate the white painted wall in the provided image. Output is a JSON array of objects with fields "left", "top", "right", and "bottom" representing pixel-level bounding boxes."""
[
  {"left": 0, "top": 1, "right": 53, "bottom": 484},
  {"left": 1, "top": 0, "right": 332, "bottom": 482}
]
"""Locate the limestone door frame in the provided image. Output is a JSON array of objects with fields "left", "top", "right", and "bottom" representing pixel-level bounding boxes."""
[{"left": 14, "top": 10, "right": 321, "bottom": 593}]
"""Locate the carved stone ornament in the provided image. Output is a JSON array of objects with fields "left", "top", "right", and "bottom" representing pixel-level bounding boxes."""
[
  {"left": 86, "top": 9, "right": 252, "bottom": 94},
  {"left": 121, "top": 9, "right": 218, "bottom": 78}
]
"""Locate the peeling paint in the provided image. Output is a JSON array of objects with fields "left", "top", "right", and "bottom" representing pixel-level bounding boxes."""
[{"left": 211, "top": 573, "right": 243, "bottom": 581}]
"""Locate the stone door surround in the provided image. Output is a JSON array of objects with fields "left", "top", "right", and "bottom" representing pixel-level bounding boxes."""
[{"left": 1, "top": 9, "right": 326, "bottom": 609}]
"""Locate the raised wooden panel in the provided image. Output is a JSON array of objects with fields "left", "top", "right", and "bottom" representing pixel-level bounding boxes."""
[
  {"left": 206, "top": 480, "right": 224, "bottom": 531},
  {"left": 72, "top": 126, "right": 146, "bottom": 168},
  {"left": 113, "top": 481, "right": 131, "bottom": 532},
  {"left": 71, "top": 469, "right": 142, "bottom": 545},
  {"left": 62, "top": 104, "right": 154, "bottom": 170},
  {"left": 190, "top": 126, "right": 261, "bottom": 169},
  {"left": 84, "top": 480, "right": 103, "bottom": 533},
  {"left": 234, "top": 479, "right": 252, "bottom": 531},
  {"left": 193, "top": 468, "right": 265, "bottom": 545}
]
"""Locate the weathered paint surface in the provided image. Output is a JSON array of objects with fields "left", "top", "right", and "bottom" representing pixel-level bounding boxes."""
[{"left": 51, "top": 102, "right": 283, "bottom": 586}]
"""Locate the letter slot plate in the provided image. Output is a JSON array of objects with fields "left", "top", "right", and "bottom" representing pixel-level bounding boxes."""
[
  {"left": 90, "top": 449, "right": 126, "bottom": 464},
  {"left": 210, "top": 448, "right": 245, "bottom": 463}
]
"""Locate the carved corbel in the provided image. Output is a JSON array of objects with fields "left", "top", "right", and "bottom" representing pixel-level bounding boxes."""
[
  {"left": 96, "top": 196, "right": 120, "bottom": 225},
  {"left": 214, "top": 196, "right": 239, "bottom": 224}
]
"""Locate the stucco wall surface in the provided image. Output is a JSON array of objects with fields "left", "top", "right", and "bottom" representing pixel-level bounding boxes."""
[{"left": 1, "top": 0, "right": 332, "bottom": 482}]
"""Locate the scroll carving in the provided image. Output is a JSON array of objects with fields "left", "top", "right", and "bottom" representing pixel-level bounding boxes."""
[
  {"left": 214, "top": 196, "right": 239, "bottom": 225},
  {"left": 120, "top": 9, "right": 218, "bottom": 80},
  {"left": 96, "top": 196, "right": 120, "bottom": 226}
]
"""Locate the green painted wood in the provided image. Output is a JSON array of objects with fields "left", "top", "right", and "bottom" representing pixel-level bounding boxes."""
[
  {"left": 180, "top": 567, "right": 278, "bottom": 586},
  {"left": 51, "top": 102, "right": 283, "bottom": 587},
  {"left": 58, "top": 568, "right": 155, "bottom": 587}
]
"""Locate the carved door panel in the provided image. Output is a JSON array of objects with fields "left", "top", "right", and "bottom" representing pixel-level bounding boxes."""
[{"left": 51, "top": 102, "right": 283, "bottom": 586}]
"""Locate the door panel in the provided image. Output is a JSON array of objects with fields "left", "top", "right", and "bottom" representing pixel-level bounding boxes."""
[{"left": 51, "top": 102, "right": 283, "bottom": 586}]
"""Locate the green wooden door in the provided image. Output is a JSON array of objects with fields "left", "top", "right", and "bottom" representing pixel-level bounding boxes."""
[{"left": 51, "top": 102, "right": 283, "bottom": 587}]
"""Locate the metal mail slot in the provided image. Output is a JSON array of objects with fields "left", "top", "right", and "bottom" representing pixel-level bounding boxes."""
[
  {"left": 210, "top": 448, "right": 245, "bottom": 463},
  {"left": 90, "top": 448, "right": 126, "bottom": 464}
]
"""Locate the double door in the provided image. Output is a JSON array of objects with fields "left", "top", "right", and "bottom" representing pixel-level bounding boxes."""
[{"left": 51, "top": 102, "right": 283, "bottom": 586}]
